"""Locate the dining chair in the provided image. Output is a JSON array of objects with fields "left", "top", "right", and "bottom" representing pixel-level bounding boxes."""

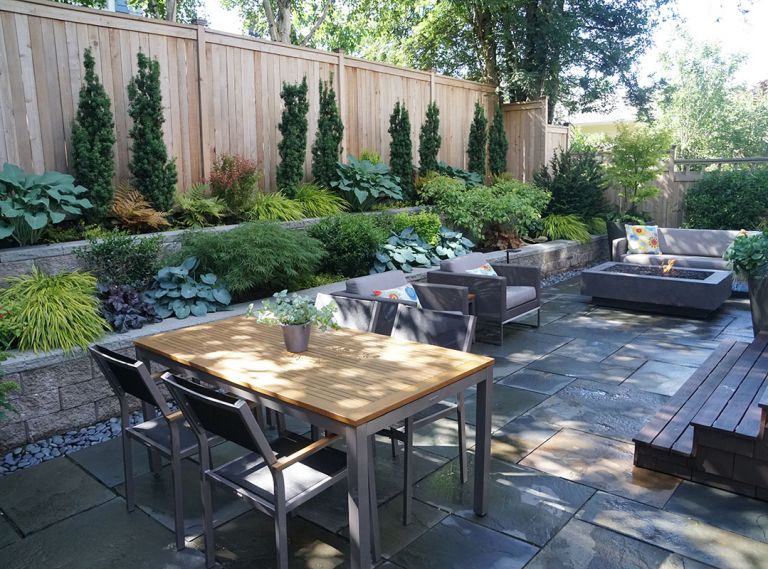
[
  {"left": 315, "top": 292, "right": 382, "bottom": 332},
  {"left": 162, "top": 372, "right": 371, "bottom": 569},
  {"left": 89, "top": 344, "right": 222, "bottom": 550},
  {"left": 380, "top": 304, "right": 477, "bottom": 524}
]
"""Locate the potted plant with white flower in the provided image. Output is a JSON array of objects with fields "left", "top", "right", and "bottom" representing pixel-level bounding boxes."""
[{"left": 247, "top": 290, "right": 337, "bottom": 353}]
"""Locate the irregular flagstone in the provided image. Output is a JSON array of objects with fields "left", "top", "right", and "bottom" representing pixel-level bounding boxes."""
[
  {"left": 664, "top": 481, "right": 768, "bottom": 545},
  {"left": 0, "top": 457, "right": 114, "bottom": 535},
  {"left": 520, "top": 429, "right": 680, "bottom": 508},
  {"left": 491, "top": 415, "right": 561, "bottom": 464},
  {"left": 525, "top": 518, "right": 712, "bottom": 569},
  {"left": 497, "top": 368, "right": 574, "bottom": 395},
  {"left": 578, "top": 491, "right": 768, "bottom": 569},
  {"left": 520, "top": 379, "right": 669, "bottom": 442},
  {"left": 527, "top": 354, "right": 634, "bottom": 385},
  {"left": 388, "top": 515, "right": 538, "bottom": 569},
  {"left": 414, "top": 454, "right": 594, "bottom": 547},
  {"left": 624, "top": 360, "right": 697, "bottom": 396},
  {"left": 464, "top": 385, "right": 548, "bottom": 431},
  {"left": 0, "top": 498, "right": 206, "bottom": 569},
  {"left": 189, "top": 509, "right": 348, "bottom": 569}
]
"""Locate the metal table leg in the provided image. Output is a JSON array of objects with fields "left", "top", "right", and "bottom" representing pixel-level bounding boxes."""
[
  {"left": 474, "top": 366, "right": 492, "bottom": 516},
  {"left": 346, "top": 425, "right": 372, "bottom": 569}
]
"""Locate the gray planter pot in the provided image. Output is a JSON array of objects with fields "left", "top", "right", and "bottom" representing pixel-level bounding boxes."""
[
  {"left": 748, "top": 275, "right": 768, "bottom": 336},
  {"left": 282, "top": 324, "right": 311, "bottom": 353}
]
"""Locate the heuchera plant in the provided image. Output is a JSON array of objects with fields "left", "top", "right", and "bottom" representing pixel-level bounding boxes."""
[{"left": 99, "top": 284, "right": 161, "bottom": 333}]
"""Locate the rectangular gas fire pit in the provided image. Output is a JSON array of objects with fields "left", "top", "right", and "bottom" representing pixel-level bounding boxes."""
[{"left": 581, "top": 261, "right": 733, "bottom": 317}]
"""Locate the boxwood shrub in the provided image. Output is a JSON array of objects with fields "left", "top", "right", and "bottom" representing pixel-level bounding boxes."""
[
  {"left": 684, "top": 168, "right": 768, "bottom": 230},
  {"left": 307, "top": 214, "right": 386, "bottom": 278}
]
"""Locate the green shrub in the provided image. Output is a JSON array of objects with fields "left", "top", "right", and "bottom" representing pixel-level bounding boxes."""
[
  {"left": 419, "top": 101, "right": 441, "bottom": 175},
  {"left": 127, "top": 52, "right": 177, "bottom": 211},
  {"left": 389, "top": 101, "right": 415, "bottom": 199},
  {"left": 75, "top": 229, "right": 163, "bottom": 289},
  {"left": 392, "top": 212, "right": 441, "bottom": 245},
  {"left": 684, "top": 168, "right": 768, "bottom": 230},
  {"left": 246, "top": 192, "right": 304, "bottom": 221},
  {"left": 290, "top": 272, "right": 345, "bottom": 290},
  {"left": 332, "top": 156, "right": 403, "bottom": 211},
  {"left": 311, "top": 76, "right": 344, "bottom": 188},
  {"left": 173, "top": 184, "right": 226, "bottom": 227},
  {"left": 542, "top": 214, "right": 592, "bottom": 242},
  {"left": 534, "top": 148, "right": 608, "bottom": 219},
  {"left": 72, "top": 48, "right": 115, "bottom": 221},
  {"left": 307, "top": 215, "right": 386, "bottom": 278},
  {"left": 277, "top": 77, "right": 309, "bottom": 197},
  {"left": 434, "top": 162, "right": 483, "bottom": 187},
  {"left": 0, "top": 268, "right": 109, "bottom": 353},
  {"left": 586, "top": 217, "right": 608, "bottom": 235},
  {"left": 488, "top": 104, "right": 508, "bottom": 176},
  {"left": 359, "top": 149, "right": 381, "bottom": 164},
  {"left": 467, "top": 102, "right": 487, "bottom": 175},
  {"left": 142, "top": 256, "right": 231, "bottom": 319},
  {"left": 294, "top": 183, "right": 347, "bottom": 217},
  {"left": 179, "top": 222, "right": 324, "bottom": 295},
  {"left": 418, "top": 173, "right": 467, "bottom": 205},
  {"left": 0, "top": 164, "right": 93, "bottom": 246},
  {"left": 209, "top": 154, "right": 261, "bottom": 216}
]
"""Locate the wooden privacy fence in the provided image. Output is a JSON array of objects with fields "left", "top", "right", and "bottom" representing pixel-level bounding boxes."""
[
  {"left": 502, "top": 98, "right": 570, "bottom": 182},
  {"left": 0, "top": 0, "right": 499, "bottom": 192}
]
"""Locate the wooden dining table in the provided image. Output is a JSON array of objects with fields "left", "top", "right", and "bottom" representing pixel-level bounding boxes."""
[{"left": 134, "top": 316, "right": 495, "bottom": 569}]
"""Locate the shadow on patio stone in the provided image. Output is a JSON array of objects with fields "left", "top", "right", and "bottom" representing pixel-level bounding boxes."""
[
  {"left": 498, "top": 368, "right": 574, "bottom": 395},
  {"left": 624, "top": 360, "right": 697, "bottom": 396},
  {"left": 491, "top": 415, "right": 561, "bottom": 464},
  {"left": 68, "top": 437, "right": 153, "bottom": 488},
  {"left": 464, "top": 385, "right": 548, "bottom": 432}
]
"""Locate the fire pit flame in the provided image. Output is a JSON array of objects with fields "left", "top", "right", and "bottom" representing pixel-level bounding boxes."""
[{"left": 662, "top": 259, "right": 676, "bottom": 275}]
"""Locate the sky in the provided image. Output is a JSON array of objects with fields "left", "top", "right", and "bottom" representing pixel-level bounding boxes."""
[{"left": 202, "top": 0, "right": 768, "bottom": 121}]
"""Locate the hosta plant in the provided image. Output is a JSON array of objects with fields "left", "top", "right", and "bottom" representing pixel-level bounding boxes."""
[
  {"left": 372, "top": 228, "right": 438, "bottom": 273},
  {"left": 142, "top": 257, "right": 231, "bottom": 320},
  {"left": 0, "top": 163, "right": 93, "bottom": 246},
  {"left": 99, "top": 284, "right": 160, "bottom": 333},
  {"left": 248, "top": 289, "right": 336, "bottom": 330},
  {"left": 332, "top": 156, "right": 403, "bottom": 211},
  {"left": 435, "top": 227, "right": 475, "bottom": 260}
]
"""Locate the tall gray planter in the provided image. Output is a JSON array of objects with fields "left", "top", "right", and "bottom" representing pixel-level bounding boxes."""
[{"left": 748, "top": 275, "right": 768, "bottom": 336}]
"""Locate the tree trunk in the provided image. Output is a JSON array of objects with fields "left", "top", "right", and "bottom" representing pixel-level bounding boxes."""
[{"left": 165, "top": 0, "right": 177, "bottom": 21}]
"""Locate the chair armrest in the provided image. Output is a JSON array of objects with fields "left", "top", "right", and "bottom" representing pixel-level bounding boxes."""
[
  {"left": 427, "top": 271, "right": 506, "bottom": 320},
  {"left": 612, "top": 238, "right": 628, "bottom": 260},
  {"left": 273, "top": 434, "right": 340, "bottom": 471},
  {"left": 491, "top": 264, "right": 541, "bottom": 293},
  {"left": 412, "top": 282, "right": 469, "bottom": 314}
]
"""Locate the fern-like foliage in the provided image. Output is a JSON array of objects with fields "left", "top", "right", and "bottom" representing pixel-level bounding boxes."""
[
  {"left": 542, "top": 214, "right": 592, "bottom": 243},
  {"left": 246, "top": 192, "right": 305, "bottom": 221},
  {"left": 0, "top": 268, "right": 109, "bottom": 353},
  {"left": 111, "top": 183, "right": 170, "bottom": 232},
  {"left": 294, "top": 183, "right": 347, "bottom": 218},
  {"left": 174, "top": 184, "right": 226, "bottom": 227}
]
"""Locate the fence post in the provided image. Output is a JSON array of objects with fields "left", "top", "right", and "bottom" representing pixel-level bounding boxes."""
[
  {"left": 337, "top": 49, "right": 347, "bottom": 161},
  {"left": 196, "top": 23, "right": 211, "bottom": 180},
  {"left": 668, "top": 144, "right": 676, "bottom": 176}
]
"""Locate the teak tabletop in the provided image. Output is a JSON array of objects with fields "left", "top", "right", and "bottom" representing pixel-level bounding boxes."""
[{"left": 134, "top": 316, "right": 494, "bottom": 427}]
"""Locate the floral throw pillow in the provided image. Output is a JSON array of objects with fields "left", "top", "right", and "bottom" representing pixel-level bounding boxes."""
[
  {"left": 626, "top": 225, "right": 661, "bottom": 255},
  {"left": 372, "top": 284, "right": 420, "bottom": 305},
  {"left": 465, "top": 263, "right": 498, "bottom": 276}
]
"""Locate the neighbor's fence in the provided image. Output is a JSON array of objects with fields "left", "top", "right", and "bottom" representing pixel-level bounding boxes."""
[
  {"left": 0, "top": 0, "right": 499, "bottom": 191},
  {"left": 502, "top": 98, "right": 570, "bottom": 182},
  {"left": 605, "top": 146, "right": 768, "bottom": 227}
]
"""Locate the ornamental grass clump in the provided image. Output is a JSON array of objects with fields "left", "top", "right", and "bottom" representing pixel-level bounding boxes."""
[{"left": 0, "top": 268, "right": 109, "bottom": 353}]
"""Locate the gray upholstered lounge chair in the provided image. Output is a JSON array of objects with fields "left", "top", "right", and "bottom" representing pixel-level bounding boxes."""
[
  {"left": 332, "top": 270, "right": 469, "bottom": 335},
  {"left": 426, "top": 252, "right": 541, "bottom": 343}
]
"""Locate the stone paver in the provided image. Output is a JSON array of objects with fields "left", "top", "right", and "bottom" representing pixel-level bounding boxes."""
[
  {"left": 526, "top": 518, "right": 712, "bottom": 569},
  {"left": 527, "top": 354, "right": 633, "bottom": 384},
  {"left": 624, "top": 360, "right": 697, "bottom": 396},
  {"left": 415, "top": 454, "right": 594, "bottom": 546},
  {"left": 0, "top": 457, "right": 114, "bottom": 534},
  {"left": 520, "top": 429, "right": 680, "bottom": 508},
  {"left": 0, "top": 515, "right": 19, "bottom": 548},
  {"left": 497, "top": 368, "right": 574, "bottom": 395},
  {"left": 388, "top": 515, "right": 538, "bottom": 569},
  {"left": 578, "top": 491, "right": 768, "bottom": 569},
  {"left": 491, "top": 415, "right": 561, "bottom": 464},
  {"left": 520, "top": 379, "right": 670, "bottom": 442},
  {"left": 464, "top": 384, "right": 548, "bottom": 431},
  {"left": 475, "top": 331, "right": 572, "bottom": 363},
  {"left": 68, "top": 437, "right": 152, "bottom": 488},
  {"left": 612, "top": 340, "right": 714, "bottom": 367},
  {"left": 410, "top": 418, "right": 477, "bottom": 459},
  {"left": 550, "top": 337, "right": 623, "bottom": 362}
]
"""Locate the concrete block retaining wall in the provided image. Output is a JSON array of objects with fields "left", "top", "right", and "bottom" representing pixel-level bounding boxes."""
[{"left": 0, "top": 235, "right": 607, "bottom": 451}]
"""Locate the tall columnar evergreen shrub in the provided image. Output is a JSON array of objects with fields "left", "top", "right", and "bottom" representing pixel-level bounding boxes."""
[
  {"left": 467, "top": 102, "right": 487, "bottom": 175},
  {"left": 127, "top": 52, "right": 177, "bottom": 211},
  {"left": 388, "top": 101, "right": 414, "bottom": 199},
  {"left": 418, "top": 101, "right": 441, "bottom": 175},
  {"left": 488, "top": 104, "right": 508, "bottom": 176},
  {"left": 72, "top": 48, "right": 115, "bottom": 221},
  {"left": 277, "top": 76, "right": 309, "bottom": 197},
  {"left": 311, "top": 76, "right": 344, "bottom": 188}
]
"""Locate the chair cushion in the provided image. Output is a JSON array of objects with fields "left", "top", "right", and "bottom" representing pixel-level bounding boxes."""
[
  {"left": 346, "top": 270, "right": 407, "bottom": 297},
  {"left": 626, "top": 225, "right": 661, "bottom": 254},
  {"left": 622, "top": 253, "right": 730, "bottom": 271},
  {"left": 658, "top": 228, "right": 745, "bottom": 257},
  {"left": 439, "top": 252, "right": 487, "bottom": 273},
  {"left": 214, "top": 433, "right": 346, "bottom": 506},
  {"left": 465, "top": 263, "right": 498, "bottom": 277},
  {"left": 506, "top": 286, "right": 537, "bottom": 308}
]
